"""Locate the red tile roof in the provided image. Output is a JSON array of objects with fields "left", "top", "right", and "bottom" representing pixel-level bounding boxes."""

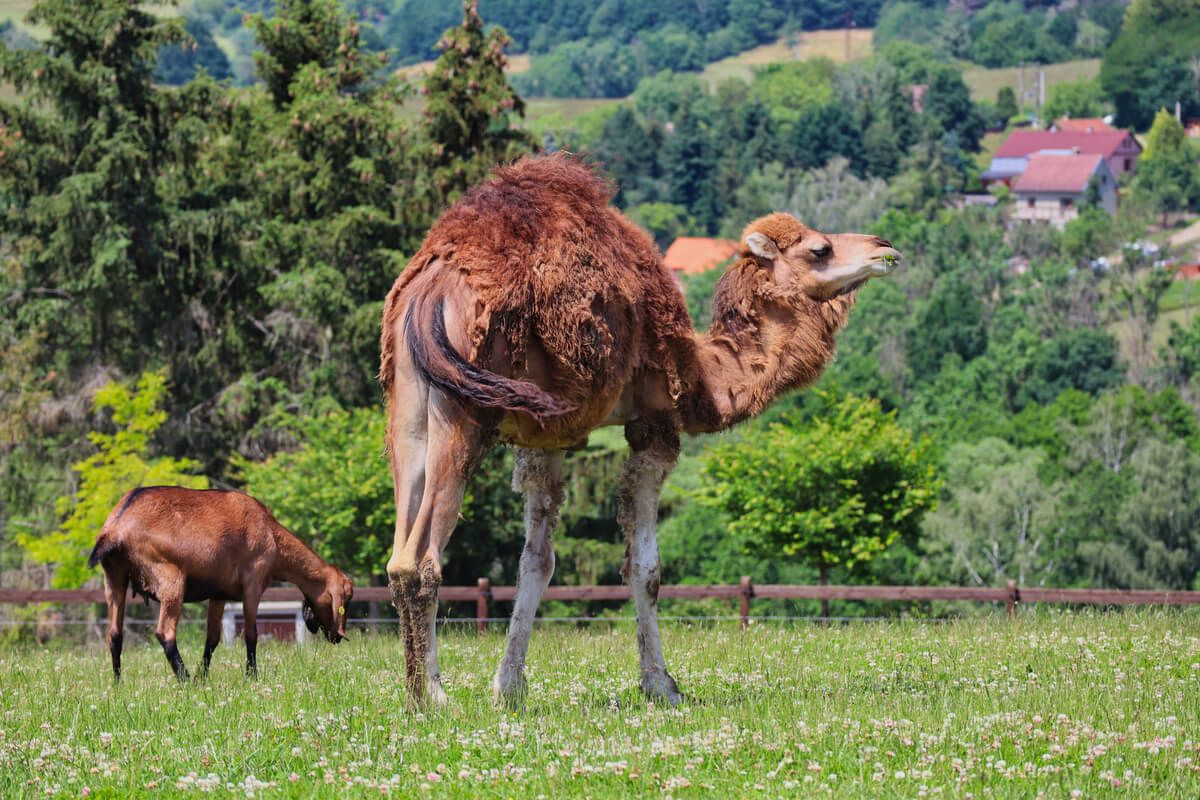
[
  {"left": 663, "top": 237, "right": 738, "bottom": 275},
  {"left": 995, "top": 129, "right": 1136, "bottom": 159},
  {"left": 1012, "top": 153, "right": 1103, "bottom": 193},
  {"left": 1052, "top": 117, "right": 1114, "bottom": 133}
]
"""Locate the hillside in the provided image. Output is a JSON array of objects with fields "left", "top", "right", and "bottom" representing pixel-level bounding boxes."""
[{"left": 962, "top": 58, "right": 1101, "bottom": 104}]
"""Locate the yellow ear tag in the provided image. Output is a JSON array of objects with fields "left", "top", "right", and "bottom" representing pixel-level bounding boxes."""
[{"left": 338, "top": 606, "right": 345, "bottom": 615}]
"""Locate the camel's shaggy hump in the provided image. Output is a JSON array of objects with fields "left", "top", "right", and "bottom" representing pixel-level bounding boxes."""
[{"left": 381, "top": 154, "right": 691, "bottom": 430}]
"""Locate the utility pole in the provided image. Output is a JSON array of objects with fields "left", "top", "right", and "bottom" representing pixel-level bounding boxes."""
[
  {"left": 1037, "top": 69, "right": 1045, "bottom": 128},
  {"left": 1019, "top": 62, "right": 1025, "bottom": 116}
]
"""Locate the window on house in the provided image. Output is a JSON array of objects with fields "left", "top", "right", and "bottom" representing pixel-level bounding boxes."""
[
  {"left": 1124, "top": 158, "right": 1132, "bottom": 171},
  {"left": 1027, "top": 198, "right": 1035, "bottom": 208},
  {"left": 1061, "top": 198, "right": 1073, "bottom": 209}
]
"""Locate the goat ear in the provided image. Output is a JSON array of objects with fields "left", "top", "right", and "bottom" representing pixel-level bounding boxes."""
[
  {"left": 745, "top": 232, "right": 780, "bottom": 261},
  {"left": 302, "top": 600, "right": 320, "bottom": 633}
]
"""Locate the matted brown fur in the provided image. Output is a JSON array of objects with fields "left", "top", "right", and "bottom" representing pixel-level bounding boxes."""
[
  {"left": 380, "top": 154, "right": 693, "bottom": 443},
  {"left": 381, "top": 154, "right": 886, "bottom": 444}
]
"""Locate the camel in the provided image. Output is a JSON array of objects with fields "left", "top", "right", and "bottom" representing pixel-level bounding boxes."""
[{"left": 379, "top": 153, "right": 900, "bottom": 707}]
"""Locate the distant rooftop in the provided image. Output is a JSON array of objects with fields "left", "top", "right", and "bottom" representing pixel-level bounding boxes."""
[
  {"left": 995, "top": 129, "right": 1136, "bottom": 160},
  {"left": 1012, "top": 153, "right": 1103, "bottom": 193},
  {"left": 663, "top": 237, "right": 738, "bottom": 275}
]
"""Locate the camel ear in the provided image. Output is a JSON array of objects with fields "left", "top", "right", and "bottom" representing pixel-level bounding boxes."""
[{"left": 745, "top": 232, "right": 780, "bottom": 261}]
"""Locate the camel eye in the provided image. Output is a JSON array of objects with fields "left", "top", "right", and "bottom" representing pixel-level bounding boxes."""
[{"left": 810, "top": 244, "right": 831, "bottom": 259}]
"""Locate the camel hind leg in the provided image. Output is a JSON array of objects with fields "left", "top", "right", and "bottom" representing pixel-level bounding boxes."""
[{"left": 386, "top": 384, "right": 487, "bottom": 707}]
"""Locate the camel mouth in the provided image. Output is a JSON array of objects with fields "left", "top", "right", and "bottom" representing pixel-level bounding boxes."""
[{"left": 868, "top": 250, "right": 902, "bottom": 276}]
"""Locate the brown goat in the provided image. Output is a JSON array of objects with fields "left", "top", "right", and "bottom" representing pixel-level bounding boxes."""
[{"left": 88, "top": 486, "right": 353, "bottom": 681}]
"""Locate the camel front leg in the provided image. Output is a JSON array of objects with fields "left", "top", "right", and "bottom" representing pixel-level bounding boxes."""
[
  {"left": 619, "top": 429, "right": 682, "bottom": 705},
  {"left": 493, "top": 448, "right": 565, "bottom": 706}
]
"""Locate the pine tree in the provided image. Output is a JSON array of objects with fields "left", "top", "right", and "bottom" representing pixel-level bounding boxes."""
[
  {"left": 248, "top": 0, "right": 376, "bottom": 108},
  {"left": 0, "top": 0, "right": 185, "bottom": 369},
  {"left": 423, "top": 0, "right": 537, "bottom": 207}
]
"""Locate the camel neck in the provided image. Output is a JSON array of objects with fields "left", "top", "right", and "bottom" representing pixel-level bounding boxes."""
[
  {"left": 680, "top": 291, "right": 854, "bottom": 434},
  {"left": 270, "top": 525, "right": 329, "bottom": 598}
]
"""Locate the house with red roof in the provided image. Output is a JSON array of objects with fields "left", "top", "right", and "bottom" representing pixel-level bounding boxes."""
[
  {"left": 663, "top": 237, "right": 737, "bottom": 287},
  {"left": 1012, "top": 153, "right": 1117, "bottom": 228},
  {"left": 980, "top": 128, "right": 1141, "bottom": 188}
]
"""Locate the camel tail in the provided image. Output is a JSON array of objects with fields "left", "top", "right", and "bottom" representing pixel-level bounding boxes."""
[{"left": 404, "top": 295, "right": 573, "bottom": 424}]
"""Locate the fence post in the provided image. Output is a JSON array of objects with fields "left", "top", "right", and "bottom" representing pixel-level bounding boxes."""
[
  {"left": 1005, "top": 579, "right": 1018, "bottom": 619},
  {"left": 740, "top": 575, "right": 752, "bottom": 630},
  {"left": 476, "top": 578, "right": 490, "bottom": 635}
]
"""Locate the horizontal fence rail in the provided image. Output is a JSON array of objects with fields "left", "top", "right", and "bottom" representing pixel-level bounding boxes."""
[{"left": 4, "top": 579, "right": 1200, "bottom": 633}]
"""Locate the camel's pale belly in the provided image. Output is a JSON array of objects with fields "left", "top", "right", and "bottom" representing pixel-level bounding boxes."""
[{"left": 495, "top": 386, "right": 634, "bottom": 450}]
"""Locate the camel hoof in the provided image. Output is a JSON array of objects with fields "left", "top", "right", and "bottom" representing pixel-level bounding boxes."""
[
  {"left": 428, "top": 678, "right": 449, "bottom": 709},
  {"left": 640, "top": 672, "right": 684, "bottom": 706},
  {"left": 492, "top": 671, "right": 528, "bottom": 710}
]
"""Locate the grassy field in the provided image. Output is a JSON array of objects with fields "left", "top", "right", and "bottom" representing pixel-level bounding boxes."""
[
  {"left": 2, "top": 611, "right": 1198, "bottom": 798},
  {"left": 699, "top": 29, "right": 872, "bottom": 87},
  {"left": 962, "top": 59, "right": 1101, "bottom": 104}
]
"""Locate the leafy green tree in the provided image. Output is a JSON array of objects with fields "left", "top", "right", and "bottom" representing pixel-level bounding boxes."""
[
  {"left": 1047, "top": 11, "right": 1077, "bottom": 47},
  {"left": 1161, "top": 311, "right": 1200, "bottom": 388},
  {"left": 19, "top": 372, "right": 208, "bottom": 588},
  {"left": 591, "top": 105, "right": 661, "bottom": 206},
  {"left": 233, "top": 407, "right": 392, "bottom": 583},
  {"left": 751, "top": 58, "right": 836, "bottom": 127},
  {"left": 907, "top": 272, "right": 988, "bottom": 378},
  {"left": 789, "top": 103, "right": 866, "bottom": 172},
  {"left": 626, "top": 202, "right": 696, "bottom": 252},
  {"left": 1117, "top": 438, "right": 1200, "bottom": 589},
  {"left": 661, "top": 104, "right": 720, "bottom": 231},
  {"left": 699, "top": 393, "right": 941, "bottom": 614},
  {"left": 922, "top": 64, "right": 986, "bottom": 153},
  {"left": 632, "top": 70, "right": 710, "bottom": 124},
  {"left": 996, "top": 86, "right": 1018, "bottom": 120},
  {"left": 1101, "top": 0, "right": 1200, "bottom": 129},
  {"left": 1060, "top": 206, "right": 1116, "bottom": 266},
  {"left": 1017, "top": 328, "right": 1124, "bottom": 409},
  {"left": 925, "top": 439, "right": 1062, "bottom": 588},
  {"left": 1043, "top": 78, "right": 1108, "bottom": 122}
]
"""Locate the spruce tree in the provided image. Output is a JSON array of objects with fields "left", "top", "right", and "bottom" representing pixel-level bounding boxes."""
[
  {"left": 0, "top": 0, "right": 185, "bottom": 370},
  {"left": 423, "top": 0, "right": 537, "bottom": 207}
]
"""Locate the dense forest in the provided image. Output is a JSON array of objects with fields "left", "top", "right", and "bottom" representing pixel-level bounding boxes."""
[{"left": 2, "top": 0, "right": 1200, "bottom": 628}]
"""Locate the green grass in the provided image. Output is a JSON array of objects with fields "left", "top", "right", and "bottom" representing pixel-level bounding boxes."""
[
  {"left": 3, "top": 611, "right": 1198, "bottom": 797},
  {"left": 699, "top": 30, "right": 873, "bottom": 88},
  {"left": 962, "top": 59, "right": 1101, "bottom": 105}
]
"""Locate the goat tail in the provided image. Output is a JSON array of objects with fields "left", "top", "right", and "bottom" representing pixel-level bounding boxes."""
[
  {"left": 88, "top": 531, "right": 120, "bottom": 569},
  {"left": 404, "top": 292, "right": 573, "bottom": 425}
]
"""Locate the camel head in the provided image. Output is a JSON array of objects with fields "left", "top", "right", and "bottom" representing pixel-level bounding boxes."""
[{"left": 740, "top": 213, "right": 901, "bottom": 301}]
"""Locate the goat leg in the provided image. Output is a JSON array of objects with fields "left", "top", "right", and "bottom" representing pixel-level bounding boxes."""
[
  {"left": 154, "top": 589, "right": 191, "bottom": 681},
  {"left": 103, "top": 569, "right": 128, "bottom": 683},
  {"left": 242, "top": 589, "right": 260, "bottom": 678},
  {"left": 200, "top": 600, "right": 225, "bottom": 678}
]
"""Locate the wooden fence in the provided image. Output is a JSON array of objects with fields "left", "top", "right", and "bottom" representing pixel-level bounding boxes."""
[{"left": 3, "top": 579, "right": 1200, "bottom": 632}]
